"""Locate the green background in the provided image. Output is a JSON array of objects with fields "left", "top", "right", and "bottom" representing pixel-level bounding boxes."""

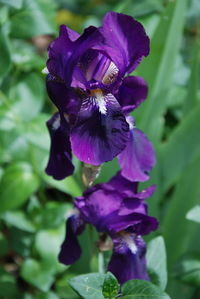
[{"left": 0, "top": 0, "right": 200, "bottom": 298}]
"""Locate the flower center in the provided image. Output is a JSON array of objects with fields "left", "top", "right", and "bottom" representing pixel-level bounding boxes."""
[
  {"left": 79, "top": 50, "right": 119, "bottom": 86},
  {"left": 119, "top": 231, "right": 138, "bottom": 254},
  {"left": 102, "top": 61, "right": 119, "bottom": 85},
  {"left": 89, "top": 89, "right": 107, "bottom": 115}
]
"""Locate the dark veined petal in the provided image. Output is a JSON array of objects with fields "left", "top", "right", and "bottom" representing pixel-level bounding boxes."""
[
  {"left": 108, "top": 234, "right": 149, "bottom": 284},
  {"left": 118, "top": 119, "right": 156, "bottom": 182},
  {"left": 117, "top": 76, "right": 148, "bottom": 114},
  {"left": 46, "top": 74, "right": 80, "bottom": 120},
  {"left": 58, "top": 214, "right": 85, "bottom": 265},
  {"left": 45, "top": 113, "right": 74, "bottom": 180},
  {"left": 100, "top": 12, "right": 150, "bottom": 75},
  {"left": 70, "top": 92, "right": 129, "bottom": 165}
]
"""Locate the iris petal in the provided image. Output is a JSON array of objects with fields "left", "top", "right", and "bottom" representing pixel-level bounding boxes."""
[
  {"left": 108, "top": 235, "right": 149, "bottom": 284},
  {"left": 58, "top": 215, "right": 85, "bottom": 265},
  {"left": 64, "top": 26, "right": 104, "bottom": 85},
  {"left": 70, "top": 92, "right": 129, "bottom": 165},
  {"left": 75, "top": 190, "right": 122, "bottom": 231},
  {"left": 47, "top": 25, "right": 76, "bottom": 80},
  {"left": 118, "top": 122, "right": 156, "bottom": 182},
  {"left": 117, "top": 76, "right": 148, "bottom": 114},
  {"left": 105, "top": 213, "right": 158, "bottom": 235},
  {"left": 75, "top": 172, "right": 158, "bottom": 235},
  {"left": 46, "top": 75, "right": 80, "bottom": 120},
  {"left": 103, "top": 171, "right": 138, "bottom": 197},
  {"left": 45, "top": 113, "right": 74, "bottom": 180},
  {"left": 47, "top": 12, "right": 149, "bottom": 89},
  {"left": 100, "top": 12, "right": 150, "bottom": 75}
]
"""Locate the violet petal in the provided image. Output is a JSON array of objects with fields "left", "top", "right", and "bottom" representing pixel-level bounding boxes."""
[
  {"left": 118, "top": 127, "right": 156, "bottom": 182},
  {"left": 100, "top": 12, "right": 150, "bottom": 75},
  {"left": 45, "top": 113, "right": 74, "bottom": 180},
  {"left": 70, "top": 93, "right": 129, "bottom": 165},
  {"left": 58, "top": 215, "right": 85, "bottom": 265},
  {"left": 108, "top": 235, "right": 149, "bottom": 284},
  {"left": 117, "top": 76, "right": 148, "bottom": 114},
  {"left": 46, "top": 74, "right": 80, "bottom": 120}
]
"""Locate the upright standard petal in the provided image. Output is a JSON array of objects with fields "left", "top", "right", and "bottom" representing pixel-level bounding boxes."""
[
  {"left": 108, "top": 234, "right": 149, "bottom": 284},
  {"left": 58, "top": 215, "right": 85, "bottom": 265},
  {"left": 45, "top": 113, "right": 74, "bottom": 180},
  {"left": 64, "top": 26, "right": 105, "bottom": 86},
  {"left": 100, "top": 12, "right": 150, "bottom": 75},
  {"left": 70, "top": 92, "right": 129, "bottom": 165},
  {"left": 117, "top": 76, "right": 148, "bottom": 114},
  {"left": 64, "top": 26, "right": 80, "bottom": 42},
  {"left": 118, "top": 121, "right": 156, "bottom": 182},
  {"left": 47, "top": 25, "right": 77, "bottom": 80},
  {"left": 46, "top": 12, "right": 149, "bottom": 88},
  {"left": 78, "top": 49, "right": 119, "bottom": 88}
]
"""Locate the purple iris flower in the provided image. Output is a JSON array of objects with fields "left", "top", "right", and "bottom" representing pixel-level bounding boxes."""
[
  {"left": 45, "top": 12, "right": 155, "bottom": 181},
  {"left": 58, "top": 172, "right": 158, "bottom": 284}
]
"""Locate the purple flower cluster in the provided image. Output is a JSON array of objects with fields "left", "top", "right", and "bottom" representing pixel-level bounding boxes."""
[
  {"left": 59, "top": 172, "right": 158, "bottom": 284},
  {"left": 45, "top": 12, "right": 158, "bottom": 285}
]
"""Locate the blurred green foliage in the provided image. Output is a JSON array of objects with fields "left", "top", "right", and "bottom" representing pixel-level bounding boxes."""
[{"left": 0, "top": 0, "right": 200, "bottom": 298}]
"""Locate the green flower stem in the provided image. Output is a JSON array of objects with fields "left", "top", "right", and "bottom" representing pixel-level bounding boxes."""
[{"left": 98, "top": 251, "right": 105, "bottom": 274}]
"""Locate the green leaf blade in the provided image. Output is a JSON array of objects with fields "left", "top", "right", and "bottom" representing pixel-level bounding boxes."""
[
  {"left": 174, "top": 253, "right": 200, "bottom": 287},
  {"left": 121, "top": 280, "right": 171, "bottom": 299},
  {"left": 21, "top": 258, "right": 54, "bottom": 292},
  {"left": 147, "top": 236, "right": 167, "bottom": 290},
  {"left": 121, "top": 280, "right": 170, "bottom": 299},
  {"left": 186, "top": 205, "right": 200, "bottom": 223},
  {"left": 135, "top": 0, "right": 189, "bottom": 142},
  {"left": 0, "top": 162, "right": 39, "bottom": 212},
  {"left": 160, "top": 103, "right": 200, "bottom": 193},
  {"left": 69, "top": 273, "right": 105, "bottom": 299},
  {"left": 0, "top": 27, "right": 11, "bottom": 79},
  {"left": 10, "top": 0, "right": 56, "bottom": 38},
  {"left": 163, "top": 153, "right": 200, "bottom": 269}
]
